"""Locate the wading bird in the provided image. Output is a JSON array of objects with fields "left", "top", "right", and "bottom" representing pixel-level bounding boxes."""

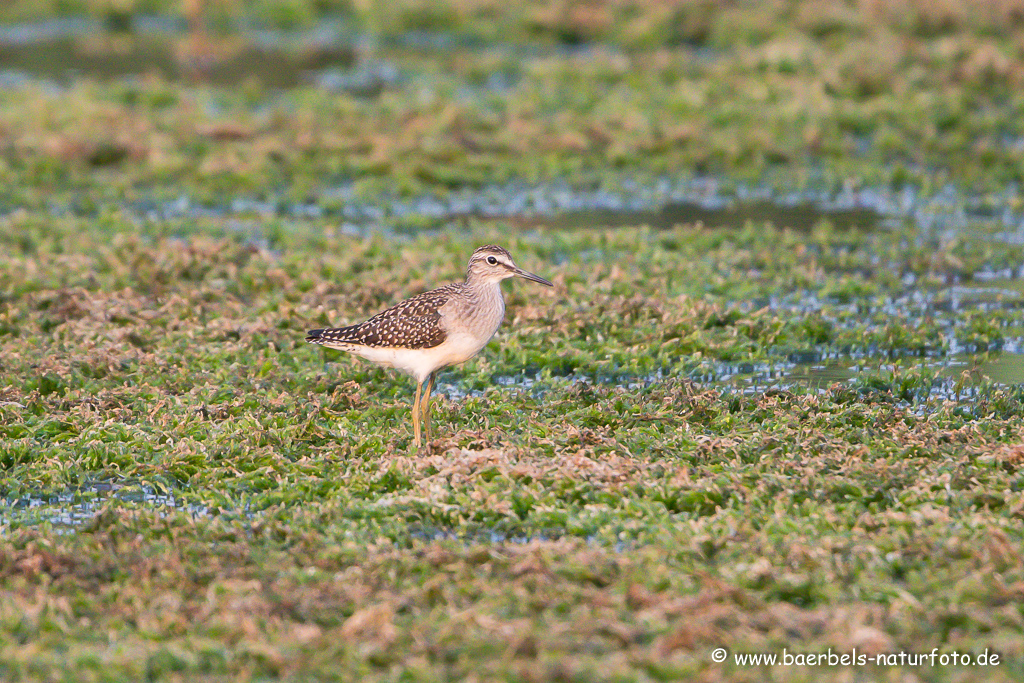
[{"left": 306, "top": 245, "right": 553, "bottom": 447}]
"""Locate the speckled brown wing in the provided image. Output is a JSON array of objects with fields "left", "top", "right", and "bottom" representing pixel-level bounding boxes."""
[{"left": 306, "top": 283, "right": 460, "bottom": 350}]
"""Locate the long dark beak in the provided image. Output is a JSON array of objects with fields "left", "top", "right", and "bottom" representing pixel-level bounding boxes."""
[{"left": 513, "top": 266, "right": 553, "bottom": 287}]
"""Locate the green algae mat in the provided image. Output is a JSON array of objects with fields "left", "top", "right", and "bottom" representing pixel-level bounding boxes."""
[
  {"left": 3, "top": 1, "right": 1024, "bottom": 681},
  {"left": 3, "top": 219, "right": 1024, "bottom": 681}
]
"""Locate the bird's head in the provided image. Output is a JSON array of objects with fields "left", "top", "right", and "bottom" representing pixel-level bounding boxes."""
[{"left": 466, "top": 245, "right": 553, "bottom": 287}]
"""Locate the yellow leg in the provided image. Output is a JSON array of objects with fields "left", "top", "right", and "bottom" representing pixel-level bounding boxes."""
[
  {"left": 421, "top": 372, "right": 436, "bottom": 444},
  {"left": 412, "top": 380, "right": 422, "bottom": 447}
]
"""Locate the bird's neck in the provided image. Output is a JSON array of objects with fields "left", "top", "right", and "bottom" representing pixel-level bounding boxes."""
[
  {"left": 464, "top": 276, "right": 503, "bottom": 300},
  {"left": 459, "top": 277, "right": 507, "bottom": 333}
]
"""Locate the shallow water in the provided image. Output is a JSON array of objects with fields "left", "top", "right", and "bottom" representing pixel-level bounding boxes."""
[
  {"left": 482, "top": 347, "right": 1023, "bottom": 400},
  {"left": 503, "top": 198, "right": 882, "bottom": 232},
  {"left": 108, "top": 176, "right": 1023, "bottom": 251},
  {"left": 0, "top": 17, "right": 358, "bottom": 88},
  {"left": 0, "top": 482, "right": 209, "bottom": 530}
]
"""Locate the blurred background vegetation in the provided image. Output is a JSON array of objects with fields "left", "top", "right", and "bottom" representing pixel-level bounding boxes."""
[
  {"left": 5, "top": 0, "right": 1024, "bottom": 44},
  {"left": 4, "top": 0, "right": 1024, "bottom": 207}
]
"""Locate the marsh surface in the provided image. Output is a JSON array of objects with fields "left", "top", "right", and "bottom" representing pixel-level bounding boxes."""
[{"left": 2, "top": 3, "right": 1024, "bottom": 681}]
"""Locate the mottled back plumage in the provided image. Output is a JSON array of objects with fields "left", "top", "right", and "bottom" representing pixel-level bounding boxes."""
[{"left": 306, "top": 283, "right": 460, "bottom": 350}]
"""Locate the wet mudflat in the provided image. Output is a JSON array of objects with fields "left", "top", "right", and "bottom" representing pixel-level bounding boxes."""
[{"left": 2, "top": 3, "right": 1024, "bottom": 682}]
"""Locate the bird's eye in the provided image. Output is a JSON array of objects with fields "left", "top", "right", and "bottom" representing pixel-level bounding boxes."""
[{"left": 486, "top": 256, "right": 498, "bottom": 265}]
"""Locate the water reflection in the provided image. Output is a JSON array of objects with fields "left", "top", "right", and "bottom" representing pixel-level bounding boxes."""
[
  {"left": 483, "top": 349, "right": 1024, "bottom": 402},
  {"left": 0, "top": 483, "right": 209, "bottom": 530},
  {"left": 504, "top": 199, "right": 881, "bottom": 232}
]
